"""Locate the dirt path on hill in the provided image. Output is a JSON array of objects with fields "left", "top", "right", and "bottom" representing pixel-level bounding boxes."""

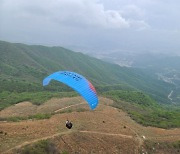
[
  {"left": 79, "top": 130, "right": 133, "bottom": 138},
  {"left": 54, "top": 102, "right": 85, "bottom": 113}
]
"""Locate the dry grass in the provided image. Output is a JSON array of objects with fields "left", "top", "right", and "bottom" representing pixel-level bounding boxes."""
[{"left": 0, "top": 96, "right": 179, "bottom": 154}]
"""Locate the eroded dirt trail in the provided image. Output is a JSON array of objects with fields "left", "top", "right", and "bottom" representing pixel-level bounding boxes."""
[
  {"left": 79, "top": 130, "right": 133, "bottom": 138},
  {"left": 54, "top": 102, "right": 85, "bottom": 113}
]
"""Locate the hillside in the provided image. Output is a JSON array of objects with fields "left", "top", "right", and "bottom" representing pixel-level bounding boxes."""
[
  {"left": 0, "top": 97, "right": 179, "bottom": 154},
  {"left": 103, "top": 91, "right": 180, "bottom": 128},
  {"left": 0, "top": 40, "right": 173, "bottom": 105}
]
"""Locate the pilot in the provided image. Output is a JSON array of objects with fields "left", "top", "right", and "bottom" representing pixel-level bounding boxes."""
[{"left": 66, "top": 120, "right": 73, "bottom": 129}]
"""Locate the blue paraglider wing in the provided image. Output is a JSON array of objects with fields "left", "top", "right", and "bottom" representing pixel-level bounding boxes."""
[{"left": 43, "top": 71, "right": 98, "bottom": 110}]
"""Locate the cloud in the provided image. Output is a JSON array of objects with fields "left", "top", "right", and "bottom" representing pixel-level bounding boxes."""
[
  {"left": 121, "top": 4, "right": 145, "bottom": 19},
  {"left": 0, "top": 0, "right": 150, "bottom": 30},
  {"left": 128, "top": 20, "right": 150, "bottom": 31},
  {"left": 48, "top": 0, "right": 130, "bottom": 29},
  {"left": 0, "top": 0, "right": 179, "bottom": 54}
]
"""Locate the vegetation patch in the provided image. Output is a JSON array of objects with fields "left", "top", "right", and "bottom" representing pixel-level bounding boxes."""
[
  {"left": 143, "top": 140, "right": 180, "bottom": 154},
  {"left": 0, "top": 91, "right": 77, "bottom": 110},
  {"left": 0, "top": 113, "right": 52, "bottom": 122},
  {"left": 18, "top": 140, "right": 59, "bottom": 154},
  {"left": 59, "top": 109, "right": 73, "bottom": 114},
  {"left": 103, "top": 90, "right": 180, "bottom": 128}
]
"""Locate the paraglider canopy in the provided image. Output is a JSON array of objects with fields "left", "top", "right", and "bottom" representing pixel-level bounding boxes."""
[{"left": 43, "top": 71, "right": 98, "bottom": 110}]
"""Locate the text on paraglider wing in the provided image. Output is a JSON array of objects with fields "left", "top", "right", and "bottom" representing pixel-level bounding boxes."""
[{"left": 60, "top": 71, "right": 82, "bottom": 81}]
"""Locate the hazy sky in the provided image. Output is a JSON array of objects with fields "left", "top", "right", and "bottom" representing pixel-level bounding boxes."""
[{"left": 0, "top": 0, "right": 180, "bottom": 54}]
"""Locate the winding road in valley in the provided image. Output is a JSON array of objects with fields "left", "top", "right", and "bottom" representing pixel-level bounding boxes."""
[{"left": 168, "top": 90, "right": 173, "bottom": 101}]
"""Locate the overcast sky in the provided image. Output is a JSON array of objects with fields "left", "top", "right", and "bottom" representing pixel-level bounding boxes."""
[{"left": 0, "top": 0, "right": 180, "bottom": 54}]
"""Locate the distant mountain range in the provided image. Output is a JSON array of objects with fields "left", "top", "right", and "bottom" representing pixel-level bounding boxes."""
[
  {"left": 89, "top": 50, "right": 180, "bottom": 104},
  {"left": 0, "top": 40, "right": 176, "bottom": 104}
]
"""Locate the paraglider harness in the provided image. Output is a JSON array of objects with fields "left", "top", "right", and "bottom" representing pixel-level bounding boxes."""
[{"left": 66, "top": 120, "right": 73, "bottom": 129}]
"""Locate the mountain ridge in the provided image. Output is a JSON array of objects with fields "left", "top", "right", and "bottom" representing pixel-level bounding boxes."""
[{"left": 0, "top": 40, "right": 174, "bottom": 104}]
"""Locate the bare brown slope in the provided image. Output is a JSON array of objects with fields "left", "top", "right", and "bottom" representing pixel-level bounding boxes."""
[{"left": 0, "top": 97, "right": 179, "bottom": 154}]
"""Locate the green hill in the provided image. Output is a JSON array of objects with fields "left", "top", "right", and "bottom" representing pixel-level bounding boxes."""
[
  {"left": 0, "top": 40, "right": 179, "bottom": 128},
  {"left": 0, "top": 40, "right": 174, "bottom": 104}
]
